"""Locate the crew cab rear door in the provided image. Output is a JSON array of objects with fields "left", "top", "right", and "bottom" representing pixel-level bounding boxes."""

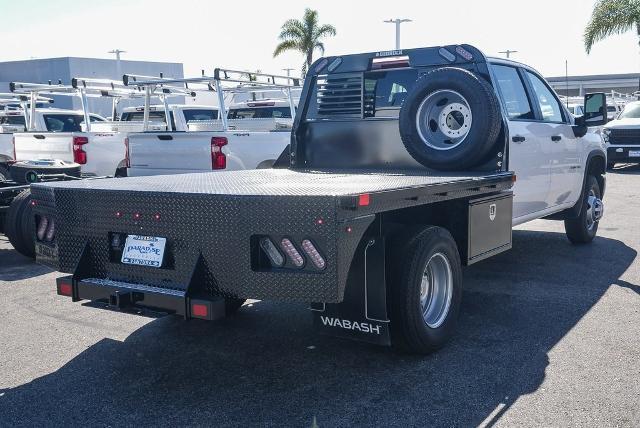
[
  {"left": 491, "top": 63, "right": 550, "bottom": 221},
  {"left": 522, "top": 70, "right": 582, "bottom": 209}
]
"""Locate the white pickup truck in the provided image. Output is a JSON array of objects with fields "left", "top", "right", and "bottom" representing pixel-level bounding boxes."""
[
  {"left": 124, "top": 69, "right": 300, "bottom": 177},
  {"left": 0, "top": 108, "right": 105, "bottom": 179},
  {"left": 33, "top": 45, "right": 609, "bottom": 354},
  {"left": 603, "top": 100, "right": 640, "bottom": 168},
  {"left": 127, "top": 99, "right": 295, "bottom": 176},
  {"left": 13, "top": 103, "right": 217, "bottom": 177}
]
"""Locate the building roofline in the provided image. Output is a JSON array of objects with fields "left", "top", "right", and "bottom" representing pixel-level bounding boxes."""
[
  {"left": 546, "top": 72, "right": 640, "bottom": 82},
  {"left": 0, "top": 57, "right": 183, "bottom": 66}
]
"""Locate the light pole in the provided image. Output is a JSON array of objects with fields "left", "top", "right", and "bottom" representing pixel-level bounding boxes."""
[
  {"left": 108, "top": 49, "right": 127, "bottom": 78},
  {"left": 498, "top": 49, "right": 518, "bottom": 59},
  {"left": 383, "top": 18, "right": 412, "bottom": 50},
  {"left": 282, "top": 68, "right": 295, "bottom": 77}
]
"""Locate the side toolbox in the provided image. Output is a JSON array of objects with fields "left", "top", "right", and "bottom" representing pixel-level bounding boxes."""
[{"left": 467, "top": 192, "right": 513, "bottom": 264}]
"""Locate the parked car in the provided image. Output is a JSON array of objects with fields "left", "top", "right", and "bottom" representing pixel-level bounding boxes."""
[
  {"left": 31, "top": 44, "right": 607, "bottom": 354},
  {"left": 603, "top": 100, "right": 640, "bottom": 168}
]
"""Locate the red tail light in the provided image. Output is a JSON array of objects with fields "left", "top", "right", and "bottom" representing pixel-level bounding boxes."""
[
  {"left": 72, "top": 136, "right": 88, "bottom": 165},
  {"left": 211, "top": 137, "right": 228, "bottom": 170},
  {"left": 124, "top": 137, "right": 130, "bottom": 168}
]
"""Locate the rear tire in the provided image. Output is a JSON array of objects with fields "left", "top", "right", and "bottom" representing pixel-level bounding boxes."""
[
  {"left": 5, "top": 190, "right": 34, "bottom": 258},
  {"left": 388, "top": 226, "right": 463, "bottom": 354},
  {"left": 565, "top": 175, "right": 603, "bottom": 244}
]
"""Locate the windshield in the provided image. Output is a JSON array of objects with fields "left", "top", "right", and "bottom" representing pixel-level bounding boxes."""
[
  {"left": 183, "top": 109, "right": 218, "bottom": 122},
  {"left": 43, "top": 114, "right": 85, "bottom": 132},
  {"left": 228, "top": 107, "right": 292, "bottom": 119},
  {"left": 618, "top": 103, "right": 640, "bottom": 119}
]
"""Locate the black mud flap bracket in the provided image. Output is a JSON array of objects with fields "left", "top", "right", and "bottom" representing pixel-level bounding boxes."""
[{"left": 311, "top": 235, "right": 391, "bottom": 346}]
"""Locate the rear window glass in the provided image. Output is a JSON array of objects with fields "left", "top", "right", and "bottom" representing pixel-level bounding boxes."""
[
  {"left": 121, "top": 110, "right": 175, "bottom": 129},
  {"left": 183, "top": 109, "right": 218, "bottom": 122},
  {"left": 121, "top": 111, "right": 167, "bottom": 122},
  {"left": 363, "top": 69, "right": 418, "bottom": 117},
  {"left": 0, "top": 115, "right": 26, "bottom": 126},
  {"left": 228, "top": 107, "right": 292, "bottom": 119},
  {"left": 43, "top": 114, "right": 84, "bottom": 132},
  {"left": 491, "top": 65, "right": 535, "bottom": 120},
  {"left": 619, "top": 103, "right": 640, "bottom": 119}
]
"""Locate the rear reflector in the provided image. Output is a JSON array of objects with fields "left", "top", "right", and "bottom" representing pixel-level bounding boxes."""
[
  {"left": 191, "top": 303, "right": 208, "bottom": 318},
  {"left": 280, "top": 238, "right": 304, "bottom": 267},
  {"left": 358, "top": 194, "right": 370, "bottom": 206},
  {"left": 301, "top": 239, "right": 326, "bottom": 270},
  {"left": 57, "top": 281, "right": 72, "bottom": 297}
]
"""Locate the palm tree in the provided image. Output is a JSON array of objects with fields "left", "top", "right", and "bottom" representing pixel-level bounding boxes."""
[
  {"left": 584, "top": 0, "right": 640, "bottom": 53},
  {"left": 273, "top": 8, "right": 337, "bottom": 76}
]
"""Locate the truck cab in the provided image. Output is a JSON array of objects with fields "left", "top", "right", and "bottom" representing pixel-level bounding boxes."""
[{"left": 486, "top": 57, "right": 605, "bottom": 224}]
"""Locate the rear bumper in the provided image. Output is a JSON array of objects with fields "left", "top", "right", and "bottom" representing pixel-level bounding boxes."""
[
  {"left": 56, "top": 276, "right": 225, "bottom": 320},
  {"left": 607, "top": 146, "right": 640, "bottom": 164}
]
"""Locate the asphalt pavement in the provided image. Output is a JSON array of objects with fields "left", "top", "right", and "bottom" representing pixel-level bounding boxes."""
[{"left": 0, "top": 166, "right": 639, "bottom": 427}]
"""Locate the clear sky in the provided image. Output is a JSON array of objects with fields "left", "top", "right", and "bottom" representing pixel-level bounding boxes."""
[{"left": 0, "top": 0, "right": 637, "bottom": 78}]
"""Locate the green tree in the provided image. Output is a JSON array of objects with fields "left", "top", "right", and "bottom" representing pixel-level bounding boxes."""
[
  {"left": 584, "top": 0, "right": 640, "bottom": 53},
  {"left": 273, "top": 8, "right": 337, "bottom": 76}
]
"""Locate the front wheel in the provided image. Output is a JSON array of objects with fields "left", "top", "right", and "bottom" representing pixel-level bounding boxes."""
[
  {"left": 388, "top": 226, "right": 463, "bottom": 354},
  {"left": 564, "top": 175, "right": 603, "bottom": 244}
]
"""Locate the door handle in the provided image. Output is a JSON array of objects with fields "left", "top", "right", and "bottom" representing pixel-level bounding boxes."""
[
  {"left": 512, "top": 135, "right": 526, "bottom": 143},
  {"left": 551, "top": 135, "right": 562, "bottom": 142}
]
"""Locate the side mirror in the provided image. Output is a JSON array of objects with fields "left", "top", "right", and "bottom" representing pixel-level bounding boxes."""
[{"left": 582, "top": 92, "right": 607, "bottom": 127}]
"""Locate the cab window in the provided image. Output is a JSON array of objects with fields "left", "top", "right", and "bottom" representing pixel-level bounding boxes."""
[
  {"left": 490, "top": 65, "right": 534, "bottom": 120},
  {"left": 525, "top": 71, "right": 565, "bottom": 123}
]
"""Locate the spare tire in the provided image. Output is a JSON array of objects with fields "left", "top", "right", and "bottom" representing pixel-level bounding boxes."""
[
  {"left": 9, "top": 159, "right": 81, "bottom": 184},
  {"left": 399, "top": 67, "right": 502, "bottom": 171}
]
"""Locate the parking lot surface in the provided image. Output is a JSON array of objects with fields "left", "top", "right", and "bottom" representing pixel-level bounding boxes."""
[{"left": 1, "top": 167, "right": 639, "bottom": 427}]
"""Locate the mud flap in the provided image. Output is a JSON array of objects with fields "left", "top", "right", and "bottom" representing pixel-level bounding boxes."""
[{"left": 311, "top": 236, "right": 391, "bottom": 346}]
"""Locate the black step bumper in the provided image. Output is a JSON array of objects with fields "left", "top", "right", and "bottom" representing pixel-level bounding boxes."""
[{"left": 56, "top": 276, "right": 225, "bottom": 320}]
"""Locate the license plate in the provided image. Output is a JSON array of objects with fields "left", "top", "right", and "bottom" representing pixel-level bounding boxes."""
[
  {"left": 121, "top": 235, "right": 167, "bottom": 268},
  {"left": 629, "top": 150, "right": 640, "bottom": 157}
]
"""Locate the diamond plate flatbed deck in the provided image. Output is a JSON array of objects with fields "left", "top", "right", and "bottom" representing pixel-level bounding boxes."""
[
  {"left": 31, "top": 168, "right": 514, "bottom": 303},
  {"left": 37, "top": 168, "right": 513, "bottom": 198}
]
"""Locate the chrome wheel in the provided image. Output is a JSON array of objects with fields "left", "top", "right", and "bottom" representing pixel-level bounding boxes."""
[
  {"left": 586, "top": 189, "right": 604, "bottom": 231},
  {"left": 415, "top": 90, "right": 473, "bottom": 150},
  {"left": 420, "top": 252, "right": 454, "bottom": 328}
]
